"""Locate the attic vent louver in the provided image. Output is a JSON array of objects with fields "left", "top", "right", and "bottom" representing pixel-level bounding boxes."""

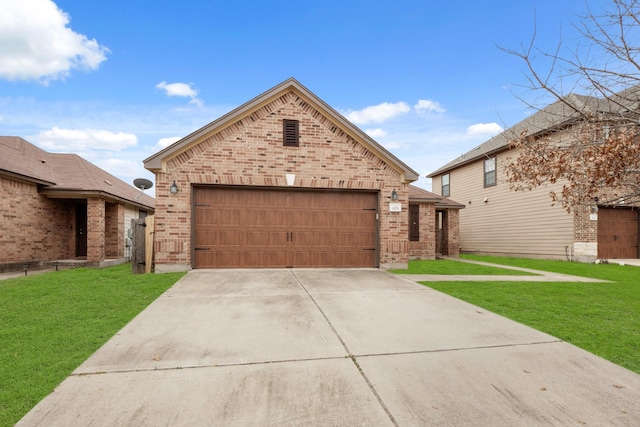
[{"left": 283, "top": 119, "right": 299, "bottom": 147}]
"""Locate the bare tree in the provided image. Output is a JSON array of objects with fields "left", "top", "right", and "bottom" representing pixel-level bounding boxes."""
[{"left": 501, "top": 0, "right": 640, "bottom": 212}]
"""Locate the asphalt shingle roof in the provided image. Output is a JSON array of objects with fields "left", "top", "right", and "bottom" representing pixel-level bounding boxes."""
[
  {"left": 408, "top": 185, "right": 464, "bottom": 209},
  {"left": 0, "top": 136, "right": 154, "bottom": 209}
]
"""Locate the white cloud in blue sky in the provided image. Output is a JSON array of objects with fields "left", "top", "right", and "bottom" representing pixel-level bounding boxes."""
[
  {"left": 154, "top": 136, "right": 182, "bottom": 151},
  {"left": 345, "top": 102, "right": 410, "bottom": 125},
  {"left": 0, "top": 0, "right": 109, "bottom": 83},
  {"left": 466, "top": 122, "right": 504, "bottom": 136},
  {"left": 414, "top": 99, "right": 446, "bottom": 114},
  {"left": 32, "top": 127, "right": 138, "bottom": 152},
  {"left": 156, "top": 81, "right": 204, "bottom": 107},
  {"left": 365, "top": 128, "right": 388, "bottom": 138}
]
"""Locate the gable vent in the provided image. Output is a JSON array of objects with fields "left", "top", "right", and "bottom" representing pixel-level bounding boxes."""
[{"left": 283, "top": 119, "right": 299, "bottom": 147}]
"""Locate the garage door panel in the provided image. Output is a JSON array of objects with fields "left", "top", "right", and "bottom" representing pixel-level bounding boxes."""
[{"left": 193, "top": 187, "right": 378, "bottom": 268}]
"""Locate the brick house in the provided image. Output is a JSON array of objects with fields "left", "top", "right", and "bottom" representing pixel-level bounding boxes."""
[
  {"left": 0, "top": 136, "right": 154, "bottom": 272},
  {"left": 144, "top": 78, "right": 463, "bottom": 272},
  {"left": 428, "top": 95, "right": 639, "bottom": 262}
]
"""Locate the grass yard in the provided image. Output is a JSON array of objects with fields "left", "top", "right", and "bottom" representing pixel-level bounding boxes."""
[
  {"left": 390, "top": 259, "right": 535, "bottom": 275},
  {"left": 421, "top": 256, "right": 640, "bottom": 374},
  {"left": 0, "top": 264, "right": 185, "bottom": 427}
]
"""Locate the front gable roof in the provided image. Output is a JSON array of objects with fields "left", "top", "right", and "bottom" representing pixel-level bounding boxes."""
[{"left": 144, "top": 78, "right": 419, "bottom": 182}]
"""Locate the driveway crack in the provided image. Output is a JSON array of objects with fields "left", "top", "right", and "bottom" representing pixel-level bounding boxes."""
[{"left": 289, "top": 270, "right": 399, "bottom": 427}]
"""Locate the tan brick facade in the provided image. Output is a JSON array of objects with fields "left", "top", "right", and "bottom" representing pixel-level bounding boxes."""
[
  {"left": 87, "top": 198, "right": 105, "bottom": 263},
  {"left": 105, "top": 202, "right": 125, "bottom": 258},
  {"left": 409, "top": 203, "right": 436, "bottom": 259},
  {"left": 0, "top": 176, "right": 73, "bottom": 270},
  {"left": 443, "top": 209, "right": 460, "bottom": 256},
  {"left": 152, "top": 90, "right": 415, "bottom": 270}
]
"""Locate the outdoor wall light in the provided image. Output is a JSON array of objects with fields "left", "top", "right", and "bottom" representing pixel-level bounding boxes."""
[
  {"left": 170, "top": 181, "right": 178, "bottom": 194},
  {"left": 391, "top": 189, "right": 398, "bottom": 201}
]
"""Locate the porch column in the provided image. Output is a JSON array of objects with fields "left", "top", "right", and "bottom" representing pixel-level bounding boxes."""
[
  {"left": 87, "top": 197, "right": 105, "bottom": 263},
  {"left": 105, "top": 203, "right": 125, "bottom": 258},
  {"left": 445, "top": 209, "right": 460, "bottom": 256}
]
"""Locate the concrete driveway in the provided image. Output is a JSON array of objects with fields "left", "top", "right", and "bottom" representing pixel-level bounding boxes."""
[{"left": 19, "top": 269, "right": 640, "bottom": 426}]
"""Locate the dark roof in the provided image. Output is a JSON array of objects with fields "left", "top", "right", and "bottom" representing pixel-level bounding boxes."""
[
  {"left": 427, "top": 84, "right": 640, "bottom": 178},
  {"left": 0, "top": 136, "right": 57, "bottom": 184},
  {"left": 427, "top": 93, "right": 600, "bottom": 177},
  {"left": 409, "top": 185, "right": 464, "bottom": 209},
  {"left": 144, "top": 77, "right": 420, "bottom": 182},
  {"left": 0, "top": 136, "right": 154, "bottom": 210}
]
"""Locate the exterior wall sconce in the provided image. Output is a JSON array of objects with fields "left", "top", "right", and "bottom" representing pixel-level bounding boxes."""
[
  {"left": 170, "top": 181, "right": 178, "bottom": 194},
  {"left": 391, "top": 189, "right": 398, "bottom": 201}
]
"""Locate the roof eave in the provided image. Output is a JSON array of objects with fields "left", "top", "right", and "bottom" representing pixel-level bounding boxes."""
[
  {"left": 39, "top": 189, "right": 155, "bottom": 211},
  {"left": 0, "top": 169, "right": 56, "bottom": 186}
]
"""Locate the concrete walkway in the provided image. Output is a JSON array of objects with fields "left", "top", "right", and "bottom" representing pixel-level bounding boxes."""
[
  {"left": 405, "top": 257, "right": 612, "bottom": 283},
  {"left": 18, "top": 269, "right": 640, "bottom": 426}
]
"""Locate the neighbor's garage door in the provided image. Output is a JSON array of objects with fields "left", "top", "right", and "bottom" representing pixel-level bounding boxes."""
[
  {"left": 193, "top": 187, "right": 378, "bottom": 268},
  {"left": 598, "top": 207, "right": 639, "bottom": 259}
]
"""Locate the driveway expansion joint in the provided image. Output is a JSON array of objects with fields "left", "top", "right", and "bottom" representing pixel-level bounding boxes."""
[{"left": 290, "top": 269, "right": 399, "bottom": 427}]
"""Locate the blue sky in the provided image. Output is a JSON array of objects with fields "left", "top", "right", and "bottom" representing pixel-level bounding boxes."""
[{"left": 0, "top": 0, "right": 611, "bottom": 191}]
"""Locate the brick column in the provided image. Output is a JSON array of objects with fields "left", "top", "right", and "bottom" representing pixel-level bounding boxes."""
[
  {"left": 105, "top": 203, "right": 125, "bottom": 258},
  {"left": 87, "top": 197, "right": 105, "bottom": 263},
  {"left": 446, "top": 209, "right": 460, "bottom": 256}
]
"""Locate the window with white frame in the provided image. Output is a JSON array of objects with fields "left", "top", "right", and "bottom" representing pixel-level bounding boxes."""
[
  {"left": 441, "top": 173, "right": 450, "bottom": 197},
  {"left": 484, "top": 157, "right": 496, "bottom": 187}
]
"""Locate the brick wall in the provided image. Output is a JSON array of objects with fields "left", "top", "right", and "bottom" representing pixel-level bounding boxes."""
[
  {"left": 445, "top": 209, "right": 460, "bottom": 256},
  {"left": 105, "top": 202, "right": 125, "bottom": 258},
  {"left": 154, "top": 91, "right": 412, "bottom": 269},
  {"left": 409, "top": 203, "right": 436, "bottom": 259},
  {"left": 0, "top": 176, "right": 73, "bottom": 269},
  {"left": 87, "top": 197, "right": 105, "bottom": 263}
]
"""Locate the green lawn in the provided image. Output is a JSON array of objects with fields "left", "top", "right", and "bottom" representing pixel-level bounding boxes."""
[
  {"left": 390, "top": 259, "right": 535, "bottom": 275},
  {"left": 420, "top": 256, "right": 640, "bottom": 374},
  {"left": 0, "top": 264, "right": 185, "bottom": 427}
]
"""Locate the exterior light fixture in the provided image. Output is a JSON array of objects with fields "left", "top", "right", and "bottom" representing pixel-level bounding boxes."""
[
  {"left": 391, "top": 189, "right": 398, "bottom": 201},
  {"left": 170, "top": 181, "right": 178, "bottom": 194}
]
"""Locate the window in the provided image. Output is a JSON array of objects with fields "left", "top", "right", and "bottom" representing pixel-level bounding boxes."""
[
  {"left": 484, "top": 157, "right": 496, "bottom": 187},
  {"left": 283, "top": 119, "right": 299, "bottom": 147},
  {"left": 441, "top": 173, "right": 450, "bottom": 197},
  {"left": 409, "top": 204, "right": 420, "bottom": 241}
]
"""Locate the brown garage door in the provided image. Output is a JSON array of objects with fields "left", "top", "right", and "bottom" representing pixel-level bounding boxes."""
[
  {"left": 193, "top": 187, "right": 378, "bottom": 268},
  {"left": 598, "top": 207, "right": 639, "bottom": 259}
]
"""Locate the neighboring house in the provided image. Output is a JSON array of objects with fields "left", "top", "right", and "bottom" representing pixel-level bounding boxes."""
[
  {"left": 144, "top": 78, "right": 463, "bottom": 272},
  {"left": 408, "top": 185, "right": 464, "bottom": 258},
  {"left": 0, "top": 136, "right": 154, "bottom": 272},
  {"left": 428, "top": 95, "right": 640, "bottom": 262}
]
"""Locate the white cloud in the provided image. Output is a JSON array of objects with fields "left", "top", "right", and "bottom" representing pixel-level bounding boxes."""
[
  {"left": 94, "top": 158, "right": 148, "bottom": 182},
  {"left": 466, "top": 122, "right": 504, "bottom": 136},
  {"left": 382, "top": 140, "right": 407, "bottom": 150},
  {"left": 415, "top": 99, "right": 446, "bottom": 114},
  {"left": 0, "top": 0, "right": 109, "bottom": 82},
  {"left": 33, "top": 127, "right": 138, "bottom": 152},
  {"left": 365, "top": 128, "right": 388, "bottom": 138},
  {"left": 156, "top": 81, "right": 204, "bottom": 107},
  {"left": 345, "top": 102, "right": 410, "bottom": 125},
  {"left": 154, "top": 136, "right": 181, "bottom": 151}
]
